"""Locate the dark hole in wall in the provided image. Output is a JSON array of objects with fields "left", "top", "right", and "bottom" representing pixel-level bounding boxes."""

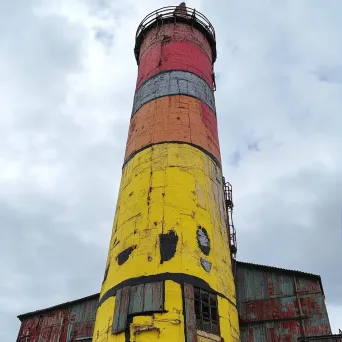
[
  {"left": 117, "top": 246, "right": 137, "bottom": 266},
  {"left": 197, "top": 226, "right": 210, "bottom": 256},
  {"left": 159, "top": 230, "right": 178, "bottom": 264}
]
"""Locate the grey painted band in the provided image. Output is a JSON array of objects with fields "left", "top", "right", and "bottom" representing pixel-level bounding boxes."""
[{"left": 132, "top": 70, "right": 216, "bottom": 117}]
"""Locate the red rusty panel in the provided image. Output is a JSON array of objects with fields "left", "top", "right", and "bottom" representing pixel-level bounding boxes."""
[
  {"left": 241, "top": 320, "right": 302, "bottom": 342},
  {"left": 17, "top": 308, "right": 70, "bottom": 342},
  {"left": 236, "top": 263, "right": 332, "bottom": 341},
  {"left": 139, "top": 23, "right": 213, "bottom": 64},
  {"left": 236, "top": 265, "right": 295, "bottom": 303},
  {"left": 304, "top": 314, "right": 332, "bottom": 336},
  {"left": 136, "top": 41, "right": 213, "bottom": 90},
  {"left": 241, "top": 315, "right": 332, "bottom": 342},
  {"left": 296, "top": 276, "right": 322, "bottom": 294},
  {"left": 239, "top": 296, "right": 300, "bottom": 323},
  {"left": 239, "top": 293, "right": 329, "bottom": 324},
  {"left": 67, "top": 297, "right": 98, "bottom": 341}
]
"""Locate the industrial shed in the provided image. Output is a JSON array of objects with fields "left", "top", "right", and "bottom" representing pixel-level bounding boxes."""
[{"left": 17, "top": 261, "right": 336, "bottom": 342}]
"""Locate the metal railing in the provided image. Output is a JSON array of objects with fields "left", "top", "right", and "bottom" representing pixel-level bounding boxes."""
[{"left": 134, "top": 6, "right": 216, "bottom": 63}]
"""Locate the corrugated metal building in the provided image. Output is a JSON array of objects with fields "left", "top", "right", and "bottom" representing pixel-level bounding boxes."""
[{"left": 17, "top": 261, "right": 338, "bottom": 342}]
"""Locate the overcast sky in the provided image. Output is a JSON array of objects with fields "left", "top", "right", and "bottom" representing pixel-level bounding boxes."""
[{"left": 1, "top": 0, "right": 341, "bottom": 340}]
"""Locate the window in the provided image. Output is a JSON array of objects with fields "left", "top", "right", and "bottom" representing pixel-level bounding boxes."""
[
  {"left": 112, "top": 282, "right": 164, "bottom": 334},
  {"left": 194, "top": 287, "right": 219, "bottom": 335}
]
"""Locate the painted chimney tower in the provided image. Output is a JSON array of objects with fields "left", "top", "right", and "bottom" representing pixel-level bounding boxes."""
[{"left": 93, "top": 4, "right": 240, "bottom": 341}]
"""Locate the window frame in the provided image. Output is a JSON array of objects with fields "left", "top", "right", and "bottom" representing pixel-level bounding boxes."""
[{"left": 193, "top": 286, "right": 220, "bottom": 336}]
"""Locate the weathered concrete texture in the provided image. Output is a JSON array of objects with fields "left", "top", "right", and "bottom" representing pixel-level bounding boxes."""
[
  {"left": 132, "top": 70, "right": 216, "bottom": 116},
  {"left": 125, "top": 96, "right": 220, "bottom": 164},
  {"left": 136, "top": 41, "right": 213, "bottom": 90},
  {"left": 101, "top": 143, "right": 234, "bottom": 302},
  {"left": 139, "top": 23, "right": 213, "bottom": 64}
]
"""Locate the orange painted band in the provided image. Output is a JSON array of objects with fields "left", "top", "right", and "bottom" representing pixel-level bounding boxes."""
[{"left": 124, "top": 95, "right": 220, "bottom": 163}]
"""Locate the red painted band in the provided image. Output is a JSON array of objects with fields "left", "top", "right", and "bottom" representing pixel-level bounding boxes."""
[
  {"left": 136, "top": 41, "right": 214, "bottom": 91},
  {"left": 139, "top": 23, "right": 213, "bottom": 64}
]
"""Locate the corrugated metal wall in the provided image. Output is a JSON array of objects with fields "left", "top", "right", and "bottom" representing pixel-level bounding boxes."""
[
  {"left": 17, "top": 263, "right": 335, "bottom": 342},
  {"left": 235, "top": 264, "right": 332, "bottom": 341},
  {"left": 17, "top": 298, "right": 98, "bottom": 342}
]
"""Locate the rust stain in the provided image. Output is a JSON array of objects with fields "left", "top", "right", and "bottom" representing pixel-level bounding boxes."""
[{"left": 132, "top": 324, "right": 160, "bottom": 335}]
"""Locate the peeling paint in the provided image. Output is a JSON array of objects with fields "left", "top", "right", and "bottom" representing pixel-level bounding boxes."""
[
  {"left": 201, "top": 258, "right": 212, "bottom": 272},
  {"left": 125, "top": 96, "right": 220, "bottom": 164},
  {"left": 132, "top": 70, "right": 216, "bottom": 116},
  {"left": 137, "top": 41, "right": 213, "bottom": 90},
  {"left": 132, "top": 324, "right": 160, "bottom": 335},
  {"left": 117, "top": 246, "right": 137, "bottom": 265},
  {"left": 160, "top": 230, "right": 178, "bottom": 264},
  {"left": 197, "top": 226, "right": 211, "bottom": 256},
  {"left": 139, "top": 23, "right": 213, "bottom": 63}
]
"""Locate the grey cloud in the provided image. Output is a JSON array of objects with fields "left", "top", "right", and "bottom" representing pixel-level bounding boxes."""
[
  {"left": 316, "top": 66, "right": 342, "bottom": 84},
  {"left": 235, "top": 165, "right": 342, "bottom": 303}
]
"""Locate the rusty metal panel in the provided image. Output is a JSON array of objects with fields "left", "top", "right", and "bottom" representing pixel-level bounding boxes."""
[
  {"left": 236, "top": 263, "right": 332, "bottom": 341},
  {"left": 17, "top": 309, "right": 70, "bottom": 342},
  {"left": 67, "top": 297, "right": 98, "bottom": 341},
  {"left": 296, "top": 276, "right": 321, "bottom": 294},
  {"left": 239, "top": 296, "right": 300, "bottom": 323},
  {"left": 304, "top": 314, "right": 332, "bottom": 336},
  {"left": 184, "top": 283, "right": 197, "bottom": 342},
  {"left": 236, "top": 266, "right": 295, "bottom": 304},
  {"left": 240, "top": 320, "right": 302, "bottom": 342}
]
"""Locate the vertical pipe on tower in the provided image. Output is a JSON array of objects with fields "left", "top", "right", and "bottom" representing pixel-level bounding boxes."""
[{"left": 93, "top": 4, "right": 240, "bottom": 342}]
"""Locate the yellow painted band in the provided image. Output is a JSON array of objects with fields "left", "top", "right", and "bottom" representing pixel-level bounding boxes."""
[{"left": 101, "top": 143, "right": 235, "bottom": 302}]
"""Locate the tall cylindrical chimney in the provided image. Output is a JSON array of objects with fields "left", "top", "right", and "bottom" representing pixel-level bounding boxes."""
[{"left": 93, "top": 4, "right": 239, "bottom": 341}]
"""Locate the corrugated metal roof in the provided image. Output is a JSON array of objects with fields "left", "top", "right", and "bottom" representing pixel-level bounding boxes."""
[
  {"left": 17, "top": 293, "right": 99, "bottom": 321},
  {"left": 17, "top": 260, "right": 324, "bottom": 321},
  {"left": 237, "top": 261, "right": 322, "bottom": 279},
  {"left": 237, "top": 261, "right": 325, "bottom": 296}
]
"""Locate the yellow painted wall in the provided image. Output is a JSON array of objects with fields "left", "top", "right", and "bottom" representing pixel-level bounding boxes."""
[
  {"left": 93, "top": 281, "right": 185, "bottom": 342},
  {"left": 93, "top": 143, "right": 239, "bottom": 341},
  {"left": 101, "top": 143, "right": 234, "bottom": 301}
]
